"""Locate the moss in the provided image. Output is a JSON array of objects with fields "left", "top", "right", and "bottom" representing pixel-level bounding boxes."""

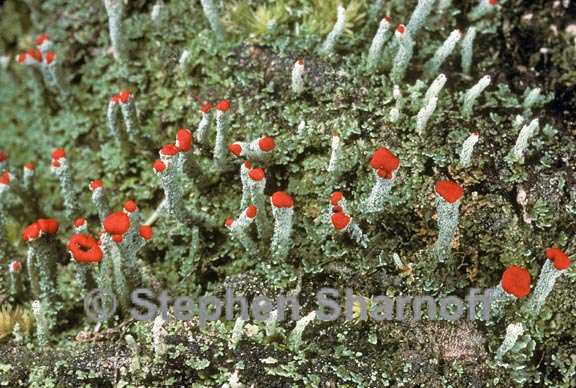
[{"left": 0, "top": 0, "right": 575, "bottom": 386}]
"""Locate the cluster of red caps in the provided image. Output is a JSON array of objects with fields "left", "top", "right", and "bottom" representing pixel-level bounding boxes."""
[
  {"left": 330, "top": 192, "right": 350, "bottom": 230},
  {"left": 224, "top": 205, "right": 258, "bottom": 228},
  {"left": 16, "top": 34, "right": 56, "bottom": 66},
  {"left": 110, "top": 90, "right": 131, "bottom": 104},
  {"left": 153, "top": 128, "right": 193, "bottom": 173},
  {"left": 22, "top": 218, "right": 60, "bottom": 242},
  {"left": 228, "top": 136, "right": 276, "bottom": 157}
]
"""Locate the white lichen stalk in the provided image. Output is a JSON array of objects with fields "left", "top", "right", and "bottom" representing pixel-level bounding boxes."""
[
  {"left": 214, "top": 106, "right": 230, "bottom": 166},
  {"left": 119, "top": 95, "right": 140, "bottom": 143},
  {"left": 327, "top": 135, "right": 342, "bottom": 174},
  {"left": 32, "top": 300, "right": 49, "bottom": 346},
  {"left": 289, "top": 311, "right": 316, "bottom": 350},
  {"left": 319, "top": 5, "right": 347, "bottom": 56},
  {"left": 91, "top": 187, "right": 110, "bottom": 222},
  {"left": 101, "top": 234, "right": 130, "bottom": 308},
  {"left": 389, "top": 85, "right": 404, "bottom": 123},
  {"left": 196, "top": 105, "right": 212, "bottom": 144},
  {"left": 239, "top": 163, "right": 251, "bottom": 209},
  {"left": 423, "top": 73, "right": 447, "bottom": 107},
  {"left": 367, "top": 17, "right": 392, "bottom": 68},
  {"left": 468, "top": 0, "right": 497, "bottom": 21},
  {"left": 364, "top": 172, "right": 397, "bottom": 214},
  {"left": 226, "top": 207, "right": 257, "bottom": 253},
  {"left": 107, "top": 98, "right": 124, "bottom": 144},
  {"left": 416, "top": 96, "right": 438, "bottom": 134},
  {"left": 462, "top": 75, "right": 491, "bottom": 117},
  {"left": 44, "top": 56, "right": 69, "bottom": 97},
  {"left": 495, "top": 323, "right": 524, "bottom": 360},
  {"left": 391, "top": 26, "right": 414, "bottom": 84},
  {"left": 459, "top": 133, "right": 480, "bottom": 168},
  {"left": 523, "top": 87, "right": 542, "bottom": 115},
  {"left": 103, "top": 0, "right": 127, "bottom": 62},
  {"left": 271, "top": 204, "right": 294, "bottom": 261},
  {"left": 200, "top": 0, "right": 225, "bottom": 40},
  {"left": 154, "top": 159, "right": 186, "bottom": 223},
  {"left": 526, "top": 259, "right": 567, "bottom": 314},
  {"left": 460, "top": 27, "right": 477, "bottom": 75},
  {"left": 291, "top": 60, "right": 305, "bottom": 95},
  {"left": 425, "top": 30, "right": 462, "bottom": 77},
  {"left": 406, "top": 0, "right": 437, "bottom": 37},
  {"left": 510, "top": 118, "right": 539, "bottom": 162},
  {"left": 433, "top": 196, "right": 461, "bottom": 262},
  {"left": 251, "top": 183, "right": 270, "bottom": 239},
  {"left": 51, "top": 158, "right": 78, "bottom": 217}
]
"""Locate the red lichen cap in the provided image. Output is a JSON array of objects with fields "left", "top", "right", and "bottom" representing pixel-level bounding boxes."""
[
  {"left": 216, "top": 99, "right": 230, "bottom": 112},
  {"left": 160, "top": 143, "right": 179, "bottom": 157},
  {"left": 258, "top": 136, "right": 276, "bottom": 152},
  {"left": 37, "top": 218, "right": 59, "bottom": 234},
  {"left": 89, "top": 179, "right": 103, "bottom": 191},
  {"left": 501, "top": 265, "right": 531, "bottom": 298},
  {"left": 224, "top": 217, "right": 234, "bottom": 227},
  {"left": 331, "top": 192, "right": 344, "bottom": 206},
  {"left": 24, "top": 162, "right": 35, "bottom": 171},
  {"left": 176, "top": 128, "right": 193, "bottom": 152},
  {"left": 23, "top": 222, "right": 40, "bottom": 241},
  {"left": 139, "top": 225, "right": 153, "bottom": 240},
  {"left": 243, "top": 160, "right": 252, "bottom": 169},
  {"left": 9, "top": 261, "right": 22, "bottom": 273},
  {"left": 370, "top": 147, "right": 400, "bottom": 179},
  {"left": 200, "top": 102, "right": 212, "bottom": 113},
  {"left": 68, "top": 234, "right": 103, "bottom": 264},
  {"left": 74, "top": 217, "right": 86, "bottom": 228},
  {"left": 228, "top": 143, "right": 243, "bottom": 156},
  {"left": 103, "top": 211, "right": 130, "bottom": 236},
  {"left": 118, "top": 90, "right": 131, "bottom": 104},
  {"left": 384, "top": 16, "right": 392, "bottom": 23},
  {"left": 52, "top": 148, "right": 66, "bottom": 161},
  {"left": 246, "top": 205, "right": 257, "bottom": 219},
  {"left": 27, "top": 48, "right": 43, "bottom": 62},
  {"left": 489, "top": 0, "right": 497, "bottom": 5},
  {"left": 44, "top": 52, "right": 55, "bottom": 65},
  {"left": 153, "top": 160, "right": 166, "bottom": 173},
  {"left": 271, "top": 191, "right": 294, "bottom": 208},
  {"left": 248, "top": 168, "right": 265, "bottom": 181},
  {"left": 396, "top": 24, "right": 406, "bottom": 35},
  {"left": 0, "top": 171, "right": 10, "bottom": 185},
  {"left": 0, "top": 152, "right": 7, "bottom": 162},
  {"left": 546, "top": 248, "right": 571, "bottom": 270},
  {"left": 111, "top": 234, "right": 123, "bottom": 243},
  {"left": 331, "top": 212, "right": 351, "bottom": 230},
  {"left": 332, "top": 205, "right": 343, "bottom": 213},
  {"left": 111, "top": 94, "right": 120, "bottom": 104},
  {"left": 35, "top": 34, "right": 49, "bottom": 46},
  {"left": 435, "top": 180, "right": 464, "bottom": 203},
  {"left": 16, "top": 53, "right": 28, "bottom": 64},
  {"left": 123, "top": 200, "right": 137, "bottom": 213}
]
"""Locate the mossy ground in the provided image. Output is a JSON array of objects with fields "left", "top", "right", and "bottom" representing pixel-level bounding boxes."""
[{"left": 0, "top": 0, "right": 575, "bottom": 386}]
